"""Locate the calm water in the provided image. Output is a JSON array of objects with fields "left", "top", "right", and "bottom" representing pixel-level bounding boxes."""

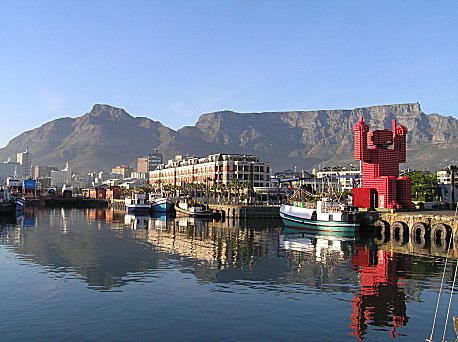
[{"left": 0, "top": 208, "right": 457, "bottom": 341}]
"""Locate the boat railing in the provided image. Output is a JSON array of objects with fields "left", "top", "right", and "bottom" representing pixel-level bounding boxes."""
[
  {"left": 321, "top": 201, "right": 347, "bottom": 213},
  {"left": 292, "top": 201, "right": 317, "bottom": 209}
]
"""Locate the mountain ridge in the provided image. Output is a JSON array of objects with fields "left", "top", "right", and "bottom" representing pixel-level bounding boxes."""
[{"left": 0, "top": 103, "right": 456, "bottom": 173}]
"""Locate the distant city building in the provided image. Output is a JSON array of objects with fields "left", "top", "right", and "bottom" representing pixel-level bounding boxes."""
[
  {"left": 51, "top": 163, "right": 72, "bottom": 188},
  {"left": 120, "top": 178, "right": 148, "bottom": 189},
  {"left": 0, "top": 161, "right": 20, "bottom": 185},
  {"left": 111, "top": 165, "right": 133, "bottom": 178},
  {"left": 131, "top": 171, "right": 148, "bottom": 180},
  {"left": 137, "top": 149, "right": 163, "bottom": 173},
  {"left": 32, "top": 165, "right": 59, "bottom": 179},
  {"left": 437, "top": 167, "right": 458, "bottom": 206},
  {"left": 16, "top": 149, "right": 31, "bottom": 178},
  {"left": 437, "top": 168, "right": 457, "bottom": 185},
  {"left": 150, "top": 153, "right": 270, "bottom": 188},
  {"left": 313, "top": 165, "right": 361, "bottom": 192},
  {"left": 72, "top": 174, "right": 94, "bottom": 190},
  {"left": 93, "top": 171, "right": 123, "bottom": 185},
  {"left": 37, "top": 177, "right": 52, "bottom": 189}
]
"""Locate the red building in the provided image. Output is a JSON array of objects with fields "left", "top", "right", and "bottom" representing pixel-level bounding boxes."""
[{"left": 352, "top": 117, "right": 414, "bottom": 209}]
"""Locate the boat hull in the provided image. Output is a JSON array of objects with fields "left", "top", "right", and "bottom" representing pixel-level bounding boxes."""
[
  {"left": 175, "top": 205, "right": 213, "bottom": 218},
  {"left": 151, "top": 198, "right": 173, "bottom": 213},
  {"left": 125, "top": 204, "right": 151, "bottom": 213},
  {"left": 0, "top": 203, "right": 17, "bottom": 216}
]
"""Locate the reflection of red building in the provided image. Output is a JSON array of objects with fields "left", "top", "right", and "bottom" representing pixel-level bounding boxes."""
[
  {"left": 353, "top": 117, "right": 414, "bottom": 209},
  {"left": 350, "top": 247, "right": 411, "bottom": 340}
]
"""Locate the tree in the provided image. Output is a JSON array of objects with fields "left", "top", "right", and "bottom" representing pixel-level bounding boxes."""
[
  {"left": 445, "top": 165, "right": 457, "bottom": 208},
  {"left": 404, "top": 171, "right": 439, "bottom": 201}
]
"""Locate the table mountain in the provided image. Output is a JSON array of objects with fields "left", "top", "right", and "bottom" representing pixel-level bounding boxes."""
[{"left": 0, "top": 103, "right": 456, "bottom": 173}]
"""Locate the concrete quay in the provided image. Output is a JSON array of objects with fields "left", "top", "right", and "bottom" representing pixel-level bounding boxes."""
[
  {"left": 207, "top": 204, "right": 280, "bottom": 219},
  {"left": 45, "top": 198, "right": 108, "bottom": 208}
]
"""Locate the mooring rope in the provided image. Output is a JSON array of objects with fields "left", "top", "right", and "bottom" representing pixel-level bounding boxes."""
[
  {"left": 441, "top": 205, "right": 458, "bottom": 342},
  {"left": 428, "top": 204, "right": 458, "bottom": 342},
  {"left": 442, "top": 258, "right": 458, "bottom": 342}
]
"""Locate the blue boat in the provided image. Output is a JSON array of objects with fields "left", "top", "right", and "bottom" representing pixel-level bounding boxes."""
[{"left": 149, "top": 195, "right": 174, "bottom": 213}]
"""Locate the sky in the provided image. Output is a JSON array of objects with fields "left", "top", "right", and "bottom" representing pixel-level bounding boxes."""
[{"left": 1, "top": 0, "right": 457, "bottom": 148}]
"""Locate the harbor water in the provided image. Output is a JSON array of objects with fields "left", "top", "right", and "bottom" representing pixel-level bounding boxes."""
[{"left": 0, "top": 207, "right": 457, "bottom": 341}]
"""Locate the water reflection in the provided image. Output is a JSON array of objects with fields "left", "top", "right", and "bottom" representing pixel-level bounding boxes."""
[
  {"left": 0, "top": 208, "right": 457, "bottom": 340},
  {"left": 350, "top": 246, "right": 410, "bottom": 339}
]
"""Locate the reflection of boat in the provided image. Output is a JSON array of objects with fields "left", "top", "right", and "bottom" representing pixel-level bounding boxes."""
[
  {"left": 149, "top": 212, "right": 168, "bottom": 230},
  {"left": 124, "top": 214, "right": 151, "bottom": 230},
  {"left": 283, "top": 227, "right": 358, "bottom": 240},
  {"left": 125, "top": 193, "right": 151, "bottom": 213},
  {"left": 13, "top": 195, "right": 26, "bottom": 211},
  {"left": 280, "top": 197, "right": 359, "bottom": 233},
  {"left": 175, "top": 200, "right": 213, "bottom": 217},
  {"left": 149, "top": 194, "right": 173, "bottom": 213},
  {"left": 280, "top": 229, "right": 353, "bottom": 263}
]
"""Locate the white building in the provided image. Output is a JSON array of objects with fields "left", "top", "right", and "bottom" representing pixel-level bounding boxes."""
[
  {"left": 437, "top": 169, "right": 457, "bottom": 185},
  {"left": 120, "top": 178, "right": 148, "bottom": 189},
  {"left": 16, "top": 149, "right": 31, "bottom": 178},
  {"left": 51, "top": 163, "right": 72, "bottom": 188},
  {"left": 313, "top": 166, "right": 361, "bottom": 192},
  {"left": 437, "top": 167, "right": 458, "bottom": 206}
]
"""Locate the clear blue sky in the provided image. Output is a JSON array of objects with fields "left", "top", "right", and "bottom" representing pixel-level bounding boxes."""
[{"left": 1, "top": 0, "right": 457, "bottom": 148}]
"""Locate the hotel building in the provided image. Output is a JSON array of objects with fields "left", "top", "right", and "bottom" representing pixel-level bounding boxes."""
[{"left": 149, "top": 153, "right": 270, "bottom": 188}]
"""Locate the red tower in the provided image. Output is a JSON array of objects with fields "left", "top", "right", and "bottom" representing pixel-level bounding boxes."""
[{"left": 352, "top": 117, "right": 414, "bottom": 209}]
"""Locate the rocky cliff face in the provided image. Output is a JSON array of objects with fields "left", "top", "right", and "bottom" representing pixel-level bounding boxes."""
[{"left": 0, "top": 103, "right": 456, "bottom": 173}]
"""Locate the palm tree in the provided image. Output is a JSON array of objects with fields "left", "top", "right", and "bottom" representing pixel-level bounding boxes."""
[{"left": 445, "top": 165, "right": 457, "bottom": 208}]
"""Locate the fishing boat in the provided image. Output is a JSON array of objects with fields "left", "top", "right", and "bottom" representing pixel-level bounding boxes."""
[
  {"left": 279, "top": 188, "right": 359, "bottom": 233},
  {"left": 124, "top": 193, "right": 151, "bottom": 213},
  {"left": 6, "top": 175, "right": 25, "bottom": 211},
  {"left": 175, "top": 200, "right": 213, "bottom": 217},
  {"left": 149, "top": 194, "right": 174, "bottom": 213},
  {"left": 0, "top": 188, "right": 18, "bottom": 215}
]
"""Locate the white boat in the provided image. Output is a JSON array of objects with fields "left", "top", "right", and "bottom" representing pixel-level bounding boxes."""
[
  {"left": 175, "top": 200, "right": 213, "bottom": 217},
  {"left": 149, "top": 194, "right": 173, "bottom": 213},
  {"left": 279, "top": 197, "right": 359, "bottom": 233},
  {"left": 125, "top": 193, "right": 151, "bottom": 213}
]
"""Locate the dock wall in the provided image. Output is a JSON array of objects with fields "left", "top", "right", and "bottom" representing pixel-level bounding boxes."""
[
  {"left": 208, "top": 204, "right": 280, "bottom": 219},
  {"left": 363, "top": 210, "right": 458, "bottom": 258}
]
